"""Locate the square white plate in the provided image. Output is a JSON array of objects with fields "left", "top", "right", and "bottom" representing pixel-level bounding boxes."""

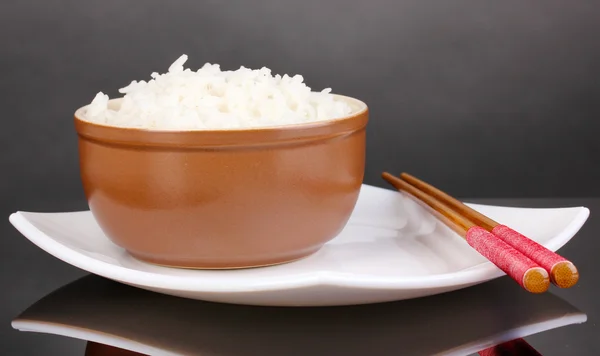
[{"left": 9, "top": 184, "right": 589, "bottom": 306}]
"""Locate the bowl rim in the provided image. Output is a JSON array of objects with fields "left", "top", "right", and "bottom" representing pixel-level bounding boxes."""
[
  {"left": 74, "top": 94, "right": 368, "bottom": 149},
  {"left": 74, "top": 94, "right": 368, "bottom": 133}
]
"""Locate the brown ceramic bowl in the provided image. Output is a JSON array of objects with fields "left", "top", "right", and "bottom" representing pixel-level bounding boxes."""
[{"left": 74, "top": 95, "right": 368, "bottom": 269}]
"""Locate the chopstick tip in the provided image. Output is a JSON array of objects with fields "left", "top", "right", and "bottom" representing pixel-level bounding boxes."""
[
  {"left": 381, "top": 172, "right": 395, "bottom": 182},
  {"left": 523, "top": 267, "right": 550, "bottom": 294},
  {"left": 551, "top": 261, "right": 579, "bottom": 289}
]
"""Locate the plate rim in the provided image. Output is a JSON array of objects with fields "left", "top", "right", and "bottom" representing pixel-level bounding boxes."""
[{"left": 8, "top": 187, "right": 590, "bottom": 293}]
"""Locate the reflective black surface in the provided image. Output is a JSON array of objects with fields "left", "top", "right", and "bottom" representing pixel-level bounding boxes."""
[{"left": 2, "top": 198, "right": 599, "bottom": 355}]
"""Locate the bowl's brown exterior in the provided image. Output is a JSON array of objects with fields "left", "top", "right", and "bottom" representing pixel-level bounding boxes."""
[{"left": 74, "top": 97, "right": 368, "bottom": 269}]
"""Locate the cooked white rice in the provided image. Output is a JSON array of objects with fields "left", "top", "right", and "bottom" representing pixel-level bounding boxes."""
[{"left": 83, "top": 55, "right": 353, "bottom": 130}]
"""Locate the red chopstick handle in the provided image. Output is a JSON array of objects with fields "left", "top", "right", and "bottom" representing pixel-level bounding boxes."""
[
  {"left": 491, "top": 224, "right": 579, "bottom": 288},
  {"left": 466, "top": 226, "right": 549, "bottom": 293},
  {"left": 478, "top": 338, "right": 542, "bottom": 356}
]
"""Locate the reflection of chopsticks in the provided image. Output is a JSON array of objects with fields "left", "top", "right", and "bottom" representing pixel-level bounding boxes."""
[
  {"left": 399, "top": 173, "right": 579, "bottom": 289},
  {"left": 478, "top": 338, "right": 542, "bottom": 356},
  {"left": 382, "top": 172, "right": 550, "bottom": 294}
]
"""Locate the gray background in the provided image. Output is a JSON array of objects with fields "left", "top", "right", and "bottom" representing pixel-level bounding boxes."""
[{"left": 2, "top": 0, "right": 600, "bottom": 214}]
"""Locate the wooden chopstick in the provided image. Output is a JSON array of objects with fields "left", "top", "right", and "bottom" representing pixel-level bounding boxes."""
[
  {"left": 400, "top": 173, "right": 579, "bottom": 289},
  {"left": 382, "top": 172, "right": 550, "bottom": 294}
]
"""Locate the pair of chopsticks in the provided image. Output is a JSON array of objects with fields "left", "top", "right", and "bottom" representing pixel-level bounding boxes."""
[{"left": 382, "top": 172, "right": 579, "bottom": 294}]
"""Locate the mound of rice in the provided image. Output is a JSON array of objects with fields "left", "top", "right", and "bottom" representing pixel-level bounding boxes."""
[{"left": 83, "top": 55, "right": 353, "bottom": 130}]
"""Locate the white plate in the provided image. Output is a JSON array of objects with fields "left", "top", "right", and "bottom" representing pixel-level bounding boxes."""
[{"left": 9, "top": 184, "right": 589, "bottom": 306}]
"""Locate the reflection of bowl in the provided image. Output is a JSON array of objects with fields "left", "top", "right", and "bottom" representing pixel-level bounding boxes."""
[
  {"left": 85, "top": 342, "right": 143, "bottom": 356},
  {"left": 74, "top": 95, "right": 368, "bottom": 269}
]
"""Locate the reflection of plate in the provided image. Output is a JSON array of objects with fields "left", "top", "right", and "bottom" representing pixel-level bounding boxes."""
[
  {"left": 13, "top": 275, "right": 587, "bottom": 356},
  {"left": 9, "top": 184, "right": 589, "bottom": 306}
]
